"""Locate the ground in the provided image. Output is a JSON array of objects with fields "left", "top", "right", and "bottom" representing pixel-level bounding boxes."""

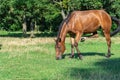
[{"left": 0, "top": 36, "right": 120, "bottom": 80}]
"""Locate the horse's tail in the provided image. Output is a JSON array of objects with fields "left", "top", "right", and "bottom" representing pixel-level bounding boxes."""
[{"left": 110, "top": 16, "right": 120, "bottom": 36}]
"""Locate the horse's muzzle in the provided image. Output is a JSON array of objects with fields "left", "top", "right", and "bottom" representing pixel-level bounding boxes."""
[{"left": 56, "top": 56, "right": 62, "bottom": 60}]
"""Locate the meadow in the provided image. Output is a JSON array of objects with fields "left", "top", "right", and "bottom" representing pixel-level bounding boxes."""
[{"left": 0, "top": 32, "right": 120, "bottom": 80}]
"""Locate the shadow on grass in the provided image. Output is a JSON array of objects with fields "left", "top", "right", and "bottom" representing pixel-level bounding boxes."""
[
  {"left": 0, "top": 44, "right": 2, "bottom": 50},
  {"left": 62, "top": 52, "right": 107, "bottom": 59},
  {"left": 95, "top": 58, "right": 120, "bottom": 74},
  {"left": 67, "top": 58, "right": 120, "bottom": 80},
  {"left": 0, "top": 32, "right": 57, "bottom": 38},
  {"left": 0, "top": 32, "right": 23, "bottom": 37}
]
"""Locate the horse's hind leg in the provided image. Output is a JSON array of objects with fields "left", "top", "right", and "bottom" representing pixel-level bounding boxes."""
[
  {"left": 103, "top": 30, "right": 111, "bottom": 58},
  {"left": 100, "top": 11, "right": 112, "bottom": 57}
]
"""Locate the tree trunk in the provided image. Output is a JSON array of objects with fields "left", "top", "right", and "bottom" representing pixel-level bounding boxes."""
[
  {"left": 30, "top": 21, "right": 35, "bottom": 38},
  {"left": 22, "top": 15, "right": 27, "bottom": 37},
  {"left": 61, "top": 9, "right": 67, "bottom": 19},
  {"left": 34, "top": 21, "right": 39, "bottom": 32}
]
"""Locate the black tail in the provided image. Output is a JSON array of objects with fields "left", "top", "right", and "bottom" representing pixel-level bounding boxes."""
[{"left": 110, "top": 16, "right": 120, "bottom": 36}]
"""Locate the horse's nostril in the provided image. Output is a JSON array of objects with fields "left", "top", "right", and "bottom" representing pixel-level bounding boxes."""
[
  {"left": 56, "top": 57, "right": 60, "bottom": 60},
  {"left": 56, "top": 56, "right": 62, "bottom": 60}
]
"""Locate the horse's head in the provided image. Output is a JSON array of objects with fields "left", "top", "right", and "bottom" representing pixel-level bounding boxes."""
[{"left": 55, "top": 38, "right": 65, "bottom": 60}]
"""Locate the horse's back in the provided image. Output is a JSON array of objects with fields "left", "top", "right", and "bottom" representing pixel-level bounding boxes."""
[{"left": 68, "top": 10, "right": 111, "bottom": 33}]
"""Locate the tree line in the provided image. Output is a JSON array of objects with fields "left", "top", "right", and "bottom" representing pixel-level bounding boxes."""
[{"left": 0, "top": 0, "right": 120, "bottom": 35}]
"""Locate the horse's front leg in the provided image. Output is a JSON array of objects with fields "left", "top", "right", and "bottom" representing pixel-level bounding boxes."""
[
  {"left": 75, "top": 32, "right": 83, "bottom": 60},
  {"left": 70, "top": 37, "right": 75, "bottom": 58}
]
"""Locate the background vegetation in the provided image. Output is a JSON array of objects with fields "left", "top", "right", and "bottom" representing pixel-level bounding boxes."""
[{"left": 0, "top": 0, "right": 120, "bottom": 33}]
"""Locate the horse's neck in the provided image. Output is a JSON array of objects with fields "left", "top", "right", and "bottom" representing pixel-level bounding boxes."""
[{"left": 58, "top": 24, "right": 67, "bottom": 43}]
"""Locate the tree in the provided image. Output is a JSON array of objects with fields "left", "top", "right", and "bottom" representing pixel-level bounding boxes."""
[
  {"left": 13, "top": 0, "right": 60, "bottom": 35},
  {"left": 0, "top": 0, "right": 120, "bottom": 34},
  {"left": 0, "top": 0, "right": 20, "bottom": 31}
]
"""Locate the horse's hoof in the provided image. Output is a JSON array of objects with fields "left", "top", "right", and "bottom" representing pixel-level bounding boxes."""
[
  {"left": 69, "top": 55, "right": 74, "bottom": 58},
  {"left": 81, "top": 37, "right": 86, "bottom": 42},
  {"left": 79, "top": 55, "right": 83, "bottom": 60},
  {"left": 105, "top": 54, "right": 111, "bottom": 58}
]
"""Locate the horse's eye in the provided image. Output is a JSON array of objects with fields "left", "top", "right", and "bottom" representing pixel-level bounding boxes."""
[{"left": 55, "top": 45, "right": 60, "bottom": 49}]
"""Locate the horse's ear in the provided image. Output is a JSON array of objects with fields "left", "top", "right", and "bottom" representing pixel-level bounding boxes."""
[
  {"left": 54, "top": 38, "right": 57, "bottom": 42},
  {"left": 54, "top": 38, "right": 61, "bottom": 42}
]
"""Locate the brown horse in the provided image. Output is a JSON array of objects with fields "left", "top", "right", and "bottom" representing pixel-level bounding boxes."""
[{"left": 55, "top": 10, "right": 112, "bottom": 60}]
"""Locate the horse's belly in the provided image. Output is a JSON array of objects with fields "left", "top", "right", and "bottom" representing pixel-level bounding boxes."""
[
  {"left": 83, "top": 26, "right": 99, "bottom": 33},
  {"left": 83, "top": 18, "right": 100, "bottom": 33}
]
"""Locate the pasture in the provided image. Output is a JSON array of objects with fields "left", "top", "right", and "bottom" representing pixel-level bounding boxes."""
[{"left": 0, "top": 32, "right": 120, "bottom": 80}]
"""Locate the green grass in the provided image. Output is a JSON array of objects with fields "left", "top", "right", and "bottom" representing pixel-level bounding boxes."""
[{"left": 0, "top": 35, "right": 120, "bottom": 80}]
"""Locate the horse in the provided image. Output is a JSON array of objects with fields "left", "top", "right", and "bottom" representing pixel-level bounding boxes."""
[{"left": 55, "top": 10, "right": 112, "bottom": 60}]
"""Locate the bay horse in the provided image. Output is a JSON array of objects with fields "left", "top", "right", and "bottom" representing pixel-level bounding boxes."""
[{"left": 55, "top": 10, "right": 112, "bottom": 60}]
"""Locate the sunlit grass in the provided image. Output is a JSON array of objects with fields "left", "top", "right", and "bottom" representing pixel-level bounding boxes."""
[{"left": 0, "top": 36, "right": 120, "bottom": 80}]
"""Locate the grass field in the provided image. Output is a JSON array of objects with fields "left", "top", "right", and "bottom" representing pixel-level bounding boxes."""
[{"left": 0, "top": 33, "right": 120, "bottom": 80}]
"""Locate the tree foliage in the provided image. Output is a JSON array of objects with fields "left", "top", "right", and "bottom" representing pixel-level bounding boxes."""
[{"left": 0, "top": 0, "right": 120, "bottom": 32}]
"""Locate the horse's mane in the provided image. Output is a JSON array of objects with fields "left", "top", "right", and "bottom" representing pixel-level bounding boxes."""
[{"left": 57, "top": 13, "right": 73, "bottom": 42}]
